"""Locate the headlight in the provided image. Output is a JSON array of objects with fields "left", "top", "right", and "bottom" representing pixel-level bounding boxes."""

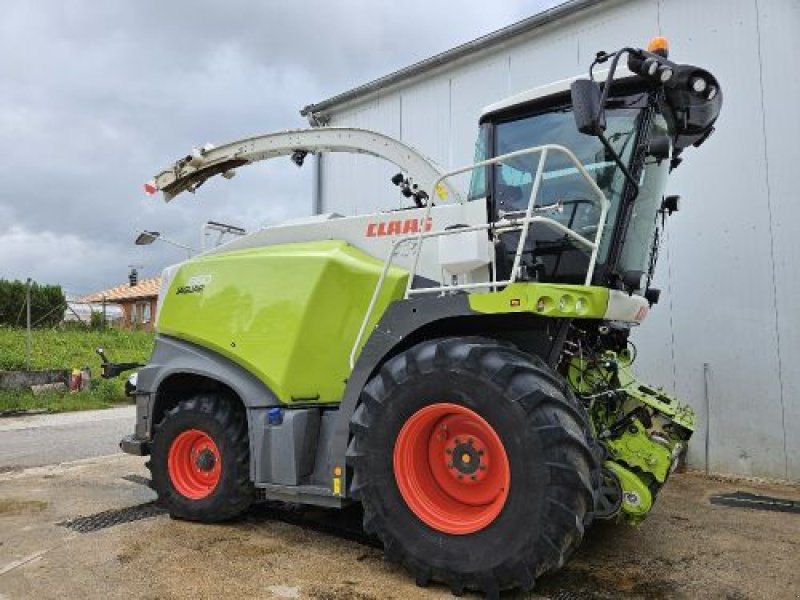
[{"left": 690, "top": 76, "right": 707, "bottom": 93}]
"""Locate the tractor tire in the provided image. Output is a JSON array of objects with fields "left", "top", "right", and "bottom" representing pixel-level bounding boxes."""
[
  {"left": 347, "top": 337, "right": 598, "bottom": 598},
  {"left": 148, "top": 394, "right": 253, "bottom": 522}
]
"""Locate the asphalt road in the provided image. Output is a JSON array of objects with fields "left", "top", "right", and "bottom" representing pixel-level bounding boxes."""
[{"left": 0, "top": 406, "right": 135, "bottom": 469}]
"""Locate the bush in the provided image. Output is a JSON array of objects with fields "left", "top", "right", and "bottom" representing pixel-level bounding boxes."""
[
  {"left": 89, "top": 310, "right": 105, "bottom": 330},
  {"left": 0, "top": 279, "right": 66, "bottom": 328}
]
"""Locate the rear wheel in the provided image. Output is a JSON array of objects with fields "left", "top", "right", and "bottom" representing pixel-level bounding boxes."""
[
  {"left": 149, "top": 394, "right": 253, "bottom": 522},
  {"left": 348, "top": 337, "right": 598, "bottom": 597}
]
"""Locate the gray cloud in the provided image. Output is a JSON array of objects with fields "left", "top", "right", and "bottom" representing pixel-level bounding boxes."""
[{"left": 0, "top": 0, "right": 559, "bottom": 295}]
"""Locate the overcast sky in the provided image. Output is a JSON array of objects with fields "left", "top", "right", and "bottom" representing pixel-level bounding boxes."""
[{"left": 0, "top": 0, "right": 561, "bottom": 296}]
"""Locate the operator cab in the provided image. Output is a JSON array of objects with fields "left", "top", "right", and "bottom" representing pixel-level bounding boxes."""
[{"left": 469, "top": 38, "right": 721, "bottom": 295}]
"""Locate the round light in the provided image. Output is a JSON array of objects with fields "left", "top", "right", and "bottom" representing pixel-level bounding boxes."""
[
  {"left": 558, "top": 295, "right": 574, "bottom": 312},
  {"left": 690, "top": 77, "right": 707, "bottom": 93},
  {"left": 706, "top": 86, "right": 718, "bottom": 100},
  {"left": 644, "top": 59, "right": 659, "bottom": 76},
  {"left": 659, "top": 67, "right": 674, "bottom": 83}
]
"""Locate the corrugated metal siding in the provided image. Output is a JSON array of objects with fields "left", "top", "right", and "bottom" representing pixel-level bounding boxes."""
[
  {"left": 755, "top": 0, "right": 800, "bottom": 480},
  {"left": 315, "top": 0, "right": 799, "bottom": 480}
]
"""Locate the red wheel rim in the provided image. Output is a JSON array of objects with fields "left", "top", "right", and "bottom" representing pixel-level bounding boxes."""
[
  {"left": 167, "top": 429, "right": 221, "bottom": 500},
  {"left": 393, "top": 403, "right": 510, "bottom": 535}
]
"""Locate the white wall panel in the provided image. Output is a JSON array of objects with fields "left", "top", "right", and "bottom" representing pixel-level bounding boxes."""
[
  {"left": 507, "top": 29, "right": 580, "bottom": 95},
  {"left": 324, "top": 97, "right": 402, "bottom": 215},
  {"left": 399, "top": 78, "right": 451, "bottom": 168},
  {"left": 448, "top": 57, "right": 511, "bottom": 192},
  {"left": 757, "top": 0, "right": 800, "bottom": 480},
  {"left": 316, "top": 0, "right": 797, "bottom": 480},
  {"left": 574, "top": 0, "right": 659, "bottom": 67},
  {"left": 658, "top": 0, "right": 785, "bottom": 478}
]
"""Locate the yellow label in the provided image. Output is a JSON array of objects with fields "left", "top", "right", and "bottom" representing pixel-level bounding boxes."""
[
  {"left": 435, "top": 183, "right": 448, "bottom": 200},
  {"left": 333, "top": 477, "right": 341, "bottom": 496}
]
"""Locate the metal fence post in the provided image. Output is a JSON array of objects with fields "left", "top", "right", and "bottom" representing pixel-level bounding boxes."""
[
  {"left": 703, "top": 362, "right": 711, "bottom": 476},
  {"left": 25, "top": 278, "right": 32, "bottom": 369}
]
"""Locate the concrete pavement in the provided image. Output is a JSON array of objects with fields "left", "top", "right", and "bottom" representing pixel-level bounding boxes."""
[
  {"left": 0, "top": 406, "right": 135, "bottom": 469},
  {"left": 1, "top": 407, "right": 800, "bottom": 598}
]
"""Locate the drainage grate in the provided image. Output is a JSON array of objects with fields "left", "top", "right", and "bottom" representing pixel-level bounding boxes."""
[
  {"left": 121, "top": 474, "right": 151, "bottom": 487},
  {"left": 58, "top": 501, "right": 166, "bottom": 533},
  {"left": 710, "top": 491, "right": 800, "bottom": 514}
]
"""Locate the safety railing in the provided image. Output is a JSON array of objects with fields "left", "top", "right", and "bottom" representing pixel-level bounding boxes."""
[{"left": 349, "top": 144, "right": 610, "bottom": 368}]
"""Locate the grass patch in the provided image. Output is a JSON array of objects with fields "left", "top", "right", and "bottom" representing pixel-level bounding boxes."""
[{"left": 0, "top": 326, "right": 153, "bottom": 413}]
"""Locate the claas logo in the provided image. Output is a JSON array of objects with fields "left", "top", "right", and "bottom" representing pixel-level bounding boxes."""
[{"left": 365, "top": 218, "right": 432, "bottom": 237}]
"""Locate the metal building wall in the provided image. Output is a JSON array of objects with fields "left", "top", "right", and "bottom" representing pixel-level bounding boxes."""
[{"left": 315, "top": 0, "right": 799, "bottom": 481}]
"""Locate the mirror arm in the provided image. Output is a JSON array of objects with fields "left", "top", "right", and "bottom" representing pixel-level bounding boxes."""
[
  {"left": 597, "top": 132, "right": 639, "bottom": 199},
  {"left": 596, "top": 46, "right": 642, "bottom": 198},
  {"left": 597, "top": 47, "right": 639, "bottom": 110}
]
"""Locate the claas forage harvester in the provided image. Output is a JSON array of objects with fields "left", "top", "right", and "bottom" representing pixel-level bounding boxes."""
[{"left": 108, "top": 38, "right": 720, "bottom": 597}]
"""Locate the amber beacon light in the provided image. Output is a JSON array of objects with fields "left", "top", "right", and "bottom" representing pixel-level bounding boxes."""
[{"left": 647, "top": 36, "right": 670, "bottom": 58}]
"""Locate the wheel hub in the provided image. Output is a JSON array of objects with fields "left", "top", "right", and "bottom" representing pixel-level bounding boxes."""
[
  {"left": 167, "top": 429, "right": 222, "bottom": 500},
  {"left": 445, "top": 436, "right": 488, "bottom": 483},
  {"left": 393, "top": 403, "right": 510, "bottom": 535},
  {"left": 195, "top": 448, "right": 217, "bottom": 472}
]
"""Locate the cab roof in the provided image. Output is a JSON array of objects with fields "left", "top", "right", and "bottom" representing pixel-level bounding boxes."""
[{"left": 481, "top": 66, "right": 636, "bottom": 120}]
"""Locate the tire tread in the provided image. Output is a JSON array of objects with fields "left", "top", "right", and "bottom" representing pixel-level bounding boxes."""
[{"left": 348, "top": 336, "right": 599, "bottom": 595}]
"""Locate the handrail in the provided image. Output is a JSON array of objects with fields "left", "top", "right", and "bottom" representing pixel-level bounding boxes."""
[
  {"left": 349, "top": 143, "right": 610, "bottom": 368},
  {"left": 404, "top": 144, "right": 609, "bottom": 296}
]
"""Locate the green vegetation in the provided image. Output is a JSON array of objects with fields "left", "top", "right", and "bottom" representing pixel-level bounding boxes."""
[
  {"left": 0, "top": 279, "right": 66, "bottom": 328},
  {"left": 0, "top": 327, "right": 154, "bottom": 413}
]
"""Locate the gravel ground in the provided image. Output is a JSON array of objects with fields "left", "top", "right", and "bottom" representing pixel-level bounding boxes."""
[{"left": 0, "top": 454, "right": 798, "bottom": 600}]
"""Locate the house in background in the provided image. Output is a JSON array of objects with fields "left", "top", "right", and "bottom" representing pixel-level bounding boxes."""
[
  {"left": 81, "top": 277, "right": 161, "bottom": 330},
  {"left": 64, "top": 297, "right": 125, "bottom": 326}
]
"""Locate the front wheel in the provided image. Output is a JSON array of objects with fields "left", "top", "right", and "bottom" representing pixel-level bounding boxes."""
[
  {"left": 348, "top": 337, "right": 598, "bottom": 597},
  {"left": 148, "top": 394, "right": 253, "bottom": 522}
]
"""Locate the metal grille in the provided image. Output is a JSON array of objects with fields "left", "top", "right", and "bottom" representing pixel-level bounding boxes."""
[
  {"left": 710, "top": 491, "right": 800, "bottom": 514},
  {"left": 58, "top": 501, "right": 165, "bottom": 533}
]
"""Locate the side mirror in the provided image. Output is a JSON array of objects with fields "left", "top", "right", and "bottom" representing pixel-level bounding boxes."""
[{"left": 571, "top": 79, "right": 606, "bottom": 136}]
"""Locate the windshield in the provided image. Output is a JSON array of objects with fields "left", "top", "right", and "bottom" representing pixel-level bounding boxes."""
[
  {"left": 468, "top": 94, "right": 650, "bottom": 284},
  {"left": 505, "top": 103, "right": 643, "bottom": 255},
  {"left": 617, "top": 109, "right": 672, "bottom": 286}
]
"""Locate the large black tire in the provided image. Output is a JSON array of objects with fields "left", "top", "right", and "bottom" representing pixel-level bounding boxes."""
[
  {"left": 148, "top": 394, "right": 253, "bottom": 522},
  {"left": 347, "top": 337, "right": 598, "bottom": 598}
]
